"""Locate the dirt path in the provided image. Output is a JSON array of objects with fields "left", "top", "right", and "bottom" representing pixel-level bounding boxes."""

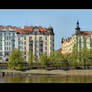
[{"left": 1, "top": 69, "right": 92, "bottom": 75}]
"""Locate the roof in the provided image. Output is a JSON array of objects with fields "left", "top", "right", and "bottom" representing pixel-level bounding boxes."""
[
  {"left": 81, "top": 31, "right": 92, "bottom": 37},
  {"left": 61, "top": 37, "right": 72, "bottom": 43},
  {"left": 0, "top": 25, "right": 49, "bottom": 34},
  {"left": 57, "top": 48, "right": 62, "bottom": 53}
]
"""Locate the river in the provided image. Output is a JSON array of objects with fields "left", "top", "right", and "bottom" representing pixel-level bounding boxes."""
[{"left": 0, "top": 75, "right": 92, "bottom": 83}]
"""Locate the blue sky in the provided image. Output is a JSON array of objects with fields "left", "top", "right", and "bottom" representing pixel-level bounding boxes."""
[{"left": 0, "top": 9, "right": 92, "bottom": 50}]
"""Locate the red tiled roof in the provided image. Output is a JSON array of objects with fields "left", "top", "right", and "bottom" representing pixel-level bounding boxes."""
[
  {"left": 57, "top": 48, "right": 62, "bottom": 53},
  {"left": 0, "top": 25, "right": 17, "bottom": 29},
  {"left": 0, "top": 25, "right": 49, "bottom": 33},
  {"left": 81, "top": 31, "right": 92, "bottom": 37},
  {"left": 38, "top": 26, "right": 47, "bottom": 32},
  {"left": 24, "top": 26, "right": 34, "bottom": 31}
]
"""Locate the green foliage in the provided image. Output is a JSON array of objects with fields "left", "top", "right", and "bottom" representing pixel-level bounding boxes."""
[
  {"left": 62, "top": 53, "right": 71, "bottom": 66},
  {"left": 40, "top": 54, "right": 48, "bottom": 67},
  {"left": 49, "top": 51, "right": 64, "bottom": 66},
  {"left": 71, "top": 44, "right": 92, "bottom": 67},
  {"left": 79, "top": 48, "right": 92, "bottom": 66},
  {"left": 28, "top": 50, "right": 33, "bottom": 66},
  {"left": 8, "top": 48, "right": 23, "bottom": 70},
  {"left": 71, "top": 43, "right": 78, "bottom": 65}
]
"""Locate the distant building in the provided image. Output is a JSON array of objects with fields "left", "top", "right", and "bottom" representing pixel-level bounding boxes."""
[
  {"left": 0, "top": 25, "right": 54, "bottom": 62},
  {"left": 61, "top": 20, "right": 92, "bottom": 54},
  {"left": 57, "top": 48, "right": 62, "bottom": 53}
]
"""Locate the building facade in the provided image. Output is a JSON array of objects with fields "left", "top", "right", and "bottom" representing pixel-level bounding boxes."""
[
  {"left": 61, "top": 20, "right": 92, "bottom": 54},
  {"left": 0, "top": 25, "right": 54, "bottom": 62}
]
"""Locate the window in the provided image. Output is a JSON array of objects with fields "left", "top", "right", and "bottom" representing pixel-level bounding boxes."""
[
  {"left": 7, "top": 37, "right": 8, "bottom": 40},
  {"left": 79, "top": 38, "right": 81, "bottom": 43},
  {"left": 24, "top": 41, "right": 26, "bottom": 45},
  {"left": 19, "top": 41, "right": 22, "bottom": 45},
  {"left": 39, "top": 37, "right": 42, "bottom": 41},
  {"left": 83, "top": 38, "right": 86, "bottom": 48},
  {"left": 29, "top": 37, "right": 32, "bottom": 41},
  {"left": 0, "top": 46, "right": 2, "bottom": 50},
  {"left": 30, "top": 46, "right": 33, "bottom": 50},
  {"left": 13, "top": 44, "right": 15, "bottom": 47},
  {"left": 90, "top": 38, "right": 92, "bottom": 42},
  {"left": 24, "top": 52, "right": 26, "bottom": 55},
  {"left": 7, "top": 42, "right": 8, "bottom": 45},
  {"left": 39, "top": 41, "right": 43, "bottom": 44},
  {"left": 19, "top": 46, "right": 22, "bottom": 50},
  {"left": 0, "top": 33, "right": 2, "bottom": 36},
  {"left": 30, "top": 41, "right": 33, "bottom": 44},
  {"left": 34, "top": 31, "right": 37, "bottom": 35},
  {"left": 9, "top": 33, "right": 11, "bottom": 35},
  {"left": 45, "top": 47, "right": 47, "bottom": 50},
  {"left": 18, "top": 37, "right": 20, "bottom": 40},
  {"left": 45, "top": 36, "right": 47, "bottom": 40},
  {"left": 9, "top": 47, "right": 11, "bottom": 50},
  {"left": 24, "top": 36, "right": 26, "bottom": 40},
  {"left": 9, "top": 36, "right": 10, "bottom": 40},
  {"left": 39, "top": 32, "right": 43, "bottom": 35},
  {"left": 9, "top": 42, "right": 11, "bottom": 45},
  {"left": 24, "top": 46, "right": 26, "bottom": 50},
  {"left": 90, "top": 43, "right": 92, "bottom": 47},
  {"left": 13, "top": 33, "right": 15, "bottom": 36},
  {"left": 24, "top": 56, "right": 26, "bottom": 59},
  {"left": 45, "top": 42, "right": 47, "bottom": 45},
  {"left": 30, "top": 31, "right": 33, "bottom": 34}
]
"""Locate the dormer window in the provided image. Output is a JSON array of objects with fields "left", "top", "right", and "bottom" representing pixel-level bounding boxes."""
[{"left": 33, "top": 27, "right": 39, "bottom": 31}]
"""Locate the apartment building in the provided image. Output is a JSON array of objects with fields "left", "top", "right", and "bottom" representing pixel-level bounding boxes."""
[
  {"left": 0, "top": 25, "right": 54, "bottom": 62},
  {"left": 61, "top": 20, "right": 92, "bottom": 54},
  {"left": 22, "top": 26, "right": 54, "bottom": 62}
]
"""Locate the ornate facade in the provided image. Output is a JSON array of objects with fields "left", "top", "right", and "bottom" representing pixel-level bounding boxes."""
[
  {"left": 0, "top": 25, "right": 54, "bottom": 62},
  {"left": 61, "top": 20, "right": 92, "bottom": 54}
]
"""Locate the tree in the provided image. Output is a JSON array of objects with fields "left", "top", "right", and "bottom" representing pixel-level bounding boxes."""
[
  {"left": 71, "top": 43, "right": 79, "bottom": 66},
  {"left": 28, "top": 50, "right": 33, "bottom": 67},
  {"left": 49, "top": 51, "right": 63, "bottom": 67},
  {"left": 40, "top": 54, "right": 48, "bottom": 67},
  {"left": 62, "top": 53, "right": 71, "bottom": 67},
  {"left": 8, "top": 48, "right": 23, "bottom": 70},
  {"left": 80, "top": 48, "right": 90, "bottom": 69}
]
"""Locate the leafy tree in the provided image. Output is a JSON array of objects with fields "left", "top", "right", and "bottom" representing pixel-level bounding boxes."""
[
  {"left": 71, "top": 43, "right": 79, "bottom": 66},
  {"left": 62, "top": 53, "right": 71, "bottom": 67},
  {"left": 33, "top": 55, "right": 39, "bottom": 66},
  {"left": 40, "top": 54, "right": 48, "bottom": 67},
  {"left": 28, "top": 50, "right": 33, "bottom": 67},
  {"left": 49, "top": 51, "right": 63, "bottom": 67},
  {"left": 80, "top": 48, "right": 91, "bottom": 69},
  {"left": 8, "top": 48, "right": 23, "bottom": 70}
]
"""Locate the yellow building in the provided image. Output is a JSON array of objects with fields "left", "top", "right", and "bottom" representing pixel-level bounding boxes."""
[
  {"left": 61, "top": 20, "right": 92, "bottom": 54},
  {"left": 21, "top": 26, "right": 54, "bottom": 62},
  {"left": 61, "top": 37, "right": 72, "bottom": 54}
]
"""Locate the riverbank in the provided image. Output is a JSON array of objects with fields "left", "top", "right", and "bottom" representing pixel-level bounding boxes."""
[{"left": 1, "top": 69, "right": 92, "bottom": 76}]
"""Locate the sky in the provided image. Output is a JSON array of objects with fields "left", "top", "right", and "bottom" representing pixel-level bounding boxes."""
[{"left": 0, "top": 9, "right": 92, "bottom": 50}]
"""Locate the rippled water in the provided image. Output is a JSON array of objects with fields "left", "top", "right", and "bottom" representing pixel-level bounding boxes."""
[{"left": 0, "top": 75, "right": 92, "bottom": 83}]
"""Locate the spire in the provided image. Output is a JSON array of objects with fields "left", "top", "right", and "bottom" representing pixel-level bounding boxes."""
[
  {"left": 75, "top": 19, "right": 80, "bottom": 35},
  {"left": 76, "top": 19, "right": 79, "bottom": 28}
]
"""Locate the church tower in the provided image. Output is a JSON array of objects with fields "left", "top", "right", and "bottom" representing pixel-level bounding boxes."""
[{"left": 75, "top": 20, "right": 81, "bottom": 35}]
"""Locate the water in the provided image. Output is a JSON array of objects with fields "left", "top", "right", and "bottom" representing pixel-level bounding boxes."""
[{"left": 0, "top": 75, "right": 92, "bottom": 83}]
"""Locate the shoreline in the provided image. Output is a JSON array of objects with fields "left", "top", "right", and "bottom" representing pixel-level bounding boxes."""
[{"left": 1, "top": 70, "right": 92, "bottom": 76}]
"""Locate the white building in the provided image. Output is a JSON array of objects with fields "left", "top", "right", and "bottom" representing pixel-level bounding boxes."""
[{"left": 0, "top": 25, "right": 54, "bottom": 62}]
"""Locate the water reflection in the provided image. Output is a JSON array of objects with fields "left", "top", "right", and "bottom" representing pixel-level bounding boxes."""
[{"left": 0, "top": 75, "right": 92, "bottom": 83}]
